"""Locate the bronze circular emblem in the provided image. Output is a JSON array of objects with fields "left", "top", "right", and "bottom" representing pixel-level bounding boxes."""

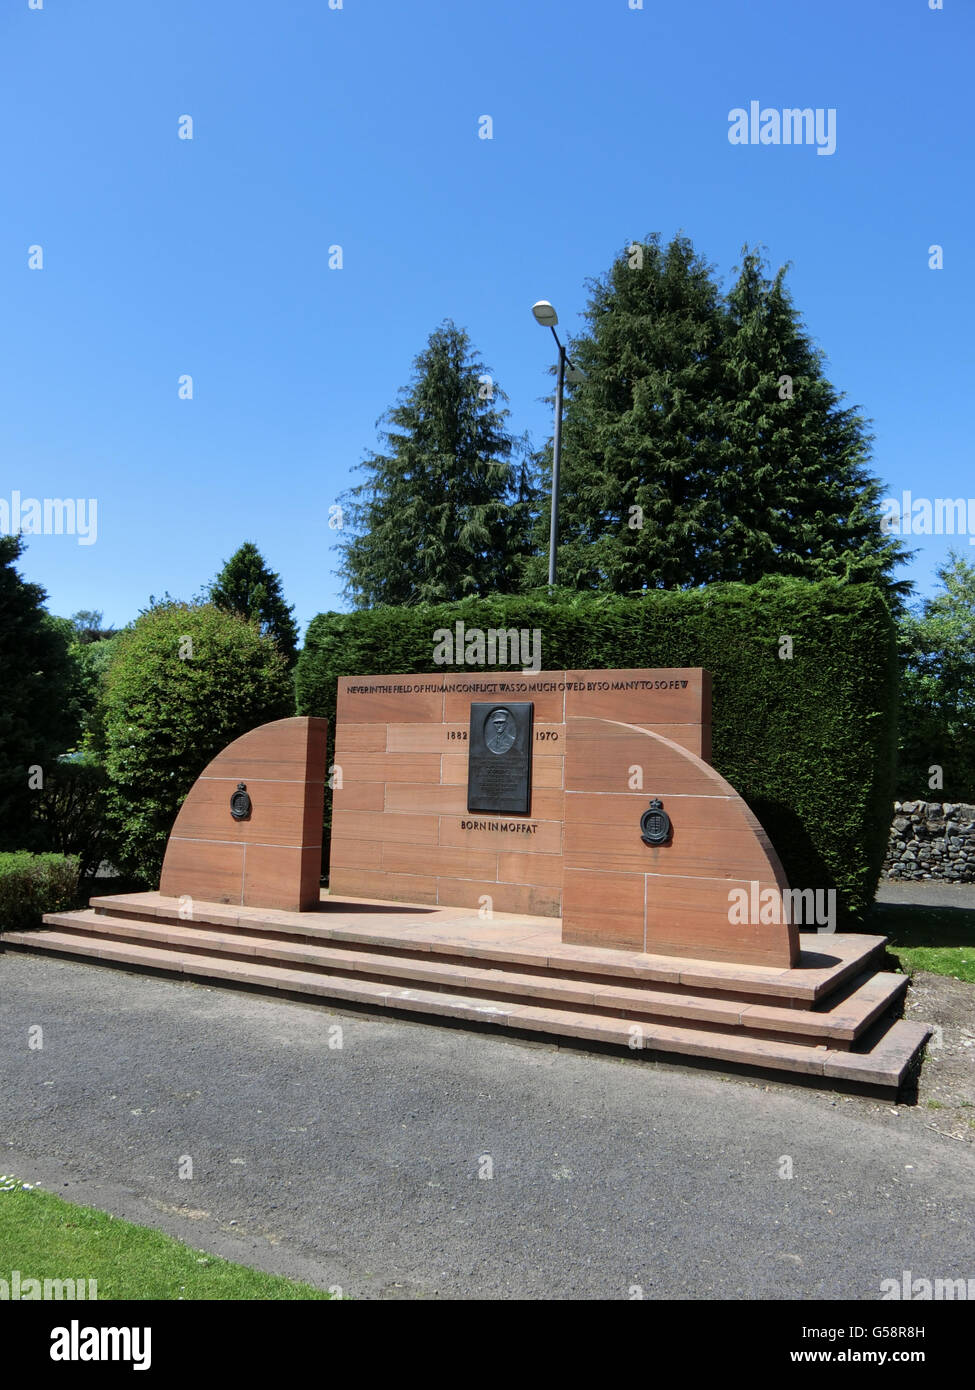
[
  {"left": 640, "top": 797, "right": 671, "bottom": 846},
  {"left": 230, "top": 782, "right": 251, "bottom": 821},
  {"left": 484, "top": 706, "right": 517, "bottom": 756}
]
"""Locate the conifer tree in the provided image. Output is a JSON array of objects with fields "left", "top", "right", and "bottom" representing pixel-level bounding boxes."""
[
  {"left": 209, "top": 542, "right": 299, "bottom": 663},
  {"left": 529, "top": 234, "right": 910, "bottom": 602},
  {"left": 713, "top": 249, "right": 910, "bottom": 598},
  {"left": 338, "top": 321, "right": 522, "bottom": 606},
  {"left": 524, "top": 233, "right": 727, "bottom": 591}
]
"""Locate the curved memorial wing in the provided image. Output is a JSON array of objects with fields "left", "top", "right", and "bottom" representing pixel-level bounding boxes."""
[
  {"left": 158, "top": 715, "right": 329, "bottom": 912},
  {"left": 562, "top": 717, "right": 798, "bottom": 967}
]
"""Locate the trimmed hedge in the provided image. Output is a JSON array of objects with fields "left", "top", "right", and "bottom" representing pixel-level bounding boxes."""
[
  {"left": 0, "top": 852, "right": 80, "bottom": 932},
  {"left": 296, "top": 577, "right": 899, "bottom": 924}
]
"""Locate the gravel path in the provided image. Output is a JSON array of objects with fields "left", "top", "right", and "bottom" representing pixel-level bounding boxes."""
[{"left": 876, "top": 880, "right": 975, "bottom": 910}]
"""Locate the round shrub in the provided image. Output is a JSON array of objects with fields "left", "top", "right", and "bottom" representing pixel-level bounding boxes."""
[{"left": 101, "top": 601, "right": 294, "bottom": 884}]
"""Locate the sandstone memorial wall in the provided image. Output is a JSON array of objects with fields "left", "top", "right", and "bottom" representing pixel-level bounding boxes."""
[{"left": 329, "top": 668, "right": 798, "bottom": 966}]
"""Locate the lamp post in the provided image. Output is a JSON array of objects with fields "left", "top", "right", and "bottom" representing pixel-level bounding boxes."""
[{"left": 532, "top": 300, "right": 587, "bottom": 588}]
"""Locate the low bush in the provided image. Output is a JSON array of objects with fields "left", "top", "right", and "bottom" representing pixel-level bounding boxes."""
[{"left": 0, "top": 852, "right": 80, "bottom": 932}]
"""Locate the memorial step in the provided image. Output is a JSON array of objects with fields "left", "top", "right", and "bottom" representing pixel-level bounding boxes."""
[
  {"left": 3, "top": 902, "right": 929, "bottom": 1093},
  {"left": 33, "top": 910, "right": 907, "bottom": 1048},
  {"left": 86, "top": 891, "right": 888, "bottom": 1007},
  {"left": 1, "top": 925, "right": 928, "bottom": 1093}
]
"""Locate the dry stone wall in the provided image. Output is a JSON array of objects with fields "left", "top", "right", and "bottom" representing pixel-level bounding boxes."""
[{"left": 882, "top": 801, "right": 975, "bottom": 882}]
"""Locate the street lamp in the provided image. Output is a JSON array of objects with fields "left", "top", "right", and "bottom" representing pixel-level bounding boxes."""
[{"left": 531, "top": 300, "right": 587, "bottom": 587}]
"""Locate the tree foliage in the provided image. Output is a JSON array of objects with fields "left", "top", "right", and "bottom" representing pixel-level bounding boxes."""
[
  {"left": 33, "top": 753, "right": 110, "bottom": 883},
  {"left": 0, "top": 536, "right": 82, "bottom": 849},
  {"left": 100, "top": 600, "right": 294, "bottom": 883},
  {"left": 338, "top": 320, "right": 531, "bottom": 605},
  {"left": 897, "top": 551, "right": 975, "bottom": 800},
  {"left": 209, "top": 542, "right": 299, "bottom": 664},
  {"left": 524, "top": 235, "right": 910, "bottom": 602}
]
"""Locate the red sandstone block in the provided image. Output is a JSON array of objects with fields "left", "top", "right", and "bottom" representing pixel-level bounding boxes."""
[
  {"left": 564, "top": 719, "right": 718, "bottom": 797},
  {"left": 331, "top": 839, "right": 382, "bottom": 871},
  {"left": 564, "top": 819, "right": 777, "bottom": 881},
  {"left": 243, "top": 843, "right": 321, "bottom": 913},
  {"left": 643, "top": 874, "right": 795, "bottom": 967},
  {"left": 333, "top": 724, "right": 387, "bottom": 753},
  {"left": 442, "top": 672, "right": 565, "bottom": 724},
  {"left": 385, "top": 783, "right": 468, "bottom": 814},
  {"left": 497, "top": 851, "right": 563, "bottom": 889},
  {"left": 562, "top": 868, "right": 645, "bottom": 951},
  {"left": 328, "top": 868, "right": 438, "bottom": 905},
  {"left": 205, "top": 717, "right": 328, "bottom": 784},
  {"left": 383, "top": 842, "right": 497, "bottom": 880},
  {"left": 436, "top": 878, "right": 560, "bottom": 918},
  {"left": 331, "top": 809, "right": 439, "bottom": 845},
  {"left": 337, "top": 677, "right": 445, "bottom": 725},
  {"left": 159, "top": 840, "right": 246, "bottom": 906},
  {"left": 564, "top": 668, "right": 710, "bottom": 725},
  {"left": 386, "top": 722, "right": 469, "bottom": 752},
  {"left": 439, "top": 816, "right": 563, "bottom": 856},
  {"left": 332, "top": 782, "right": 385, "bottom": 812},
  {"left": 337, "top": 752, "right": 442, "bottom": 784}
]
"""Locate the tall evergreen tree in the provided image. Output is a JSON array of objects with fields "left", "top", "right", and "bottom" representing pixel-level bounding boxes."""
[
  {"left": 338, "top": 320, "right": 522, "bottom": 606},
  {"left": 524, "top": 233, "right": 727, "bottom": 591},
  {"left": 0, "top": 536, "right": 82, "bottom": 847},
  {"left": 713, "top": 249, "right": 910, "bottom": 598},
  {"left": 209, "top": 542, "right": 299, "bottom": 663},
  {"left": 528, "top": 234, "right": 910, "bottom": 601}
]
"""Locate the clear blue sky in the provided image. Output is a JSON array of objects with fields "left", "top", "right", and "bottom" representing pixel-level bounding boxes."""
[{"left": 3, "top": 0, "right": 971, "bottom": 636}]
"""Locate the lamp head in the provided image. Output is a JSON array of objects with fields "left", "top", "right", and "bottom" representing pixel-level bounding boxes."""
[{"left": 531, "top": 300, "right": 559, "bottom": 328}]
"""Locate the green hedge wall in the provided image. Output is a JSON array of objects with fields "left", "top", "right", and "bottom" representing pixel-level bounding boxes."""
[{"left": 296, "top": 577, "right": 899, "bottom": 924}]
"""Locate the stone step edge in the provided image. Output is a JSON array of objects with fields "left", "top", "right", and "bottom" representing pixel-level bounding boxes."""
[
  {"left": 86, "top": 895, "right": 887, "bottom": 1004},
  {"left": 39, "top": 911, "right": 908, "bottom": 1044},
  {"left": 3, "top": 929, "right": 930, "bottom": 1089}
]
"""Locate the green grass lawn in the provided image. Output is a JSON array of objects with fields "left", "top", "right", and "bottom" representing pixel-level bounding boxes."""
[
  {"left": 870, "top": 902, "right": 975, "bottom": 982},
  {"left": 0, "top": 1177, "right": 333, "bottom": 1300}
]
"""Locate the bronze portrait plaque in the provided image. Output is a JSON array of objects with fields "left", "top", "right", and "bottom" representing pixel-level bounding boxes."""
[{"left": 467, "top": 701, "right": 533, "bottom": 814}]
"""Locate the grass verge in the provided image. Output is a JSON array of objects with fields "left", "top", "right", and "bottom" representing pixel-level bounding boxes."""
[
  {"left": 870, "top": 902, "right": 975, "bottom": 982},
  {"left": 0, "top": 1177, "right": 333, "bottom": 1300}
]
